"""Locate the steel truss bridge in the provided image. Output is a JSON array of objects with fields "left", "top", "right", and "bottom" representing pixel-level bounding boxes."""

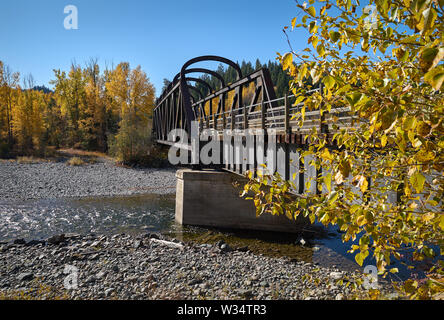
[{"left": 153, "top": 56, "right": 353, "bottom": 194}]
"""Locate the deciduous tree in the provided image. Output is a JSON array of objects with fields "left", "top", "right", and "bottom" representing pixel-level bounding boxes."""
[{"left": 244, "top": 0, "right": 443, "bottom": 299}]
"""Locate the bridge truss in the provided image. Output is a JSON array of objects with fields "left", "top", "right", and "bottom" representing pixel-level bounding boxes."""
[{"left": 153, "top": 56, "right": 354, "bottom": 193}]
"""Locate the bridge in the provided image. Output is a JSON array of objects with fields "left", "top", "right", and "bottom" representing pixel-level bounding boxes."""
[{"left": 153, "top": 56, "right": 356, "bottom": 232}]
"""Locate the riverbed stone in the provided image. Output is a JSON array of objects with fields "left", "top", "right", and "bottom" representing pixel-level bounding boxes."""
[
  {"left": 17, "top": 272, "right": 34, "bottom": 282},
  {"left": 48, "top": 234, "right": 65, "bottom": 245}
]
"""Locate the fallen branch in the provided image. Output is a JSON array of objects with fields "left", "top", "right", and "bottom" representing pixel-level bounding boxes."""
[{"left": 150, "top": 238, "right": 184, "bottom": 250}]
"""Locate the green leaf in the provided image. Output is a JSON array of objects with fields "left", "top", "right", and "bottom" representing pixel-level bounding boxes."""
[
  {"left": 424, "top": 66, "right": 444, "bottom": 90},
  {"left": 316, "top": 44, "right": 326, "bottom": 57},
  {"left": 409, "top": 172, "right": 426, "bottom": 193},
  {"left": 346, "top": 92, "right": 364, "bottom": 106},
  {"left": 421, "top": 47, "right": 444, "bottom": 71},
  {"left": 329, "top": 31, "right": 340, "bottom": 43},
  {"left": 307, "top": 6, "right": 316, "bottom": 17},
  {"left": 323, "top": 75, "right": 336, "bottom": 90}
]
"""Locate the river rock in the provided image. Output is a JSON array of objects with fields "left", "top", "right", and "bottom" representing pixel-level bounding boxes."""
[
  {"left": 330, "top": 271, "right": 344, "bottom": 280},
  {"left": 13, "top": 239, "right": 26, "bottom": 245},
  {"left": 17, "top": 272, "right": 34, "bottom": 282},
  {"left": 48, "top": 234, "right": 65, "bottom": 245}
]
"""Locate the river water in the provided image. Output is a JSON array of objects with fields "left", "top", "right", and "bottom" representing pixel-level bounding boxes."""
[
  {"left": 0, "top": 193, "right": 429, "bottom": 281},
  {"left": 0, "top": 194, "right": 175, "bottom": 242}
]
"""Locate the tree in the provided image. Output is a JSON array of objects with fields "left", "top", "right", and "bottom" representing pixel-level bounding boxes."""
[
  {"left": 51, "top": 64, "right": 87, "bottom": 146},
  {"left": 106, "top": 62, "right": 155, "bottom": 163},
  {"left": 244, "top": 0, "right": 443, "bottom": 299},
  {"left": 161, "top": 78, "right": 172, "bottom": 93},
  {"left": 0, "top": 62, "right": 20, "bottom": 145},
  {"left": 82, "top": 58, "right": 108, "bottom": 151}
]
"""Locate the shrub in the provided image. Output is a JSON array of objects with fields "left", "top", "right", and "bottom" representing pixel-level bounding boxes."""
[{"left": 67, "top": 156, "right": 85, "bottom": 166}]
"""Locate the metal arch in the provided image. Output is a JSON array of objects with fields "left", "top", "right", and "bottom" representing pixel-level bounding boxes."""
[
  {"left": 157, "top": 57, "right": 236, "bottom": 102},
  {"left": 172, "top": 68, "right": 225, "bottom": 88},
  {"left": 185, "top": 77, "right": 215, "bottom": 94},
  {"left": 157, "top": 56, "right": 238, "bottom": 103},
  {"left": 180, "top": 55, "right": 242, "bottom": 80},
  {"left": 153, "top": 55, "right": 279, "bottom": 147},
  {"left": 179, "top": 56, "right": 242, "bottom": 133}
]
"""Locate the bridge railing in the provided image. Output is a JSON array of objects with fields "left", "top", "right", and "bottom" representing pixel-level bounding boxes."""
[{"left": 199, "top": 88, "right": 358, "bottom": 135}]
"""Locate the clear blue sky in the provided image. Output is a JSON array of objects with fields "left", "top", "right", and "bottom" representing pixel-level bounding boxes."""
[{"left": 0, "top": 0, "right": 307, "bottom": 95}]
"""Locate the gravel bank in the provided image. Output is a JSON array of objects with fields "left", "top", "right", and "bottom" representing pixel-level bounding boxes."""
[
  {"left": 0, "top": 160, "right": 176, "bottom": 202},
  {"left": 0, "top": 233, "right": 368, "bottom": 300},
  {"left": 0, "top": 159, "right": 390, "bottom": 300}
]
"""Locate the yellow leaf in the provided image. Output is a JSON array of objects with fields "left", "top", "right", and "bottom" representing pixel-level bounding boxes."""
[
  {"left": 301, "top": 105, "right": 306, "bottom": 122},
  {"left": 357, "top": 215, "right": 368, "bottom": 226},
  {"left": 323, "top": 75, "right": 335, "bottom": 90},
  {"left": 324, "top": 173, "right": 332, "bottom": 193},
  {"left": 381, "top": 134, "right": 387, "bottom": 147},
  {"left": 282, "top": 52, "right": 293, "bottom": 71},
  {"left": 353, "top": 175, "right": 368, "bottom": 193},
  {"left": 421, "top": 212, "right": 434, "bottom": 222},
  {"left": 416, "top": 121, "right": 431, "bottom": 136},
  {"left": 355, "top": 250, "right": 369, "bottom": 266},
  {"left": 415, "top": 149, "right": 434, "bottom": 162},
  {"left": 320, "top": 148, "right": 333, "bottom": 161},
  {"left": 409, "top": 202, "right": 418, "bottom": 209},
  {"left": 291, "top": 17, "right": 297, "bottom": 29}
]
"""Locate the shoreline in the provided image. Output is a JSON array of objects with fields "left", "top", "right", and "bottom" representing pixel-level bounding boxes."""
[{"left": 0, "top": 232, "right": 384, "bottom": 300}]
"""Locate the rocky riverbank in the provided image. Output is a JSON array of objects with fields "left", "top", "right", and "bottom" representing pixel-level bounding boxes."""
[
  {"left": 0, "top": 159, "right": 176, "bottom": 202},
  {"left": 0, "top": 232, "right": 372, "bottom": 300},
  {"left": 0, "top": 159, "right": 394, "bottom": 300}
]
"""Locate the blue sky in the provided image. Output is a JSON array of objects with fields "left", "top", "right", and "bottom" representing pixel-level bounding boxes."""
[{"left": 0, "top": 0, "right": 307, "bottom": 95}]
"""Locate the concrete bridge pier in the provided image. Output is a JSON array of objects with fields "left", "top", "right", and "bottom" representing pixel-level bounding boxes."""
[{"left": 175, "top": 169, "right": 308, "bottom": 233}]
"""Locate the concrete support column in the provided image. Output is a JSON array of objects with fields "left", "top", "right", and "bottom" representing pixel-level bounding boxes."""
[{"left": 175, "top": 169, "right": 308, "bottom": 233}]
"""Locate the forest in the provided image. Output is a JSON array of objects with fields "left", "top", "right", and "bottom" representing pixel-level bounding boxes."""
[{"left": 1, "top": 58, "right": 290, "bottom": 164}]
